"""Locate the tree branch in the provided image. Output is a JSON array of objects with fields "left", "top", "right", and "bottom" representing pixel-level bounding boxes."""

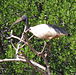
[
  {"left": 0, "top": 58, "right": 46, "bottom": 71},
  {"left": 6, "top": 24, "right": 51, "bottom": 75}
]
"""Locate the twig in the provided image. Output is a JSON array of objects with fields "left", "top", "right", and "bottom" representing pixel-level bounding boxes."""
[
  {"left": 19, "top": 44, "right": 25, "bottom": 49},
  {"left": 42, "top": 55, "right": 51, "bottom": 75},
  {"left": 7, "top": 34, "right": 25, "bottom": 43},
  {"left": 10, "top": 39, "right": 17, "bottom": 50}
]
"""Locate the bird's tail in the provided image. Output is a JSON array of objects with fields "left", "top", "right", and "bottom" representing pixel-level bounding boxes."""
[{"left": 67, "top": 33, "right": 71, "bottom": 36}]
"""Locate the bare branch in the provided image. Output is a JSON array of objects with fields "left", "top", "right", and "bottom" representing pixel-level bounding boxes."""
[
  {"left": 42, "top": 53, "right": 51, "bottom": 75},
  {"left": 10, "top": 35, "right": 25, "bottom": 43},
  {"left": 6, "top": 24, "right": 51, "bottom": 75},
  {"left": 19, "top": 44, "right": 25, "bottom": 49},
  {"left": 10, "top": 39, "right": 17, "bottom": 50},
  {"left": 7, "top": 30, "right": 27, "bottom": 45},
  {"left": 0, "top": 58, "right": 46, "bottom": 71}
]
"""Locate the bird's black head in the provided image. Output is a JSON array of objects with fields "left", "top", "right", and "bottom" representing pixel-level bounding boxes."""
[{"left": 21, "top": 15, "right": 28, "bottom": 21}]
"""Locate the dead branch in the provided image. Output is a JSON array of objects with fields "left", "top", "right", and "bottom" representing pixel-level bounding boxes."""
[
  {"left": 0, "top": 58, "right": 46, "bottom": 71},
  {"left": 42, "top": 55, "right": 51, "bottom": 75},
  {"left": 4, "top": 24, "right": 51, "bottom": 75},
  {"left": 6, "top": 26, "right": 46, "bottom": 74}
]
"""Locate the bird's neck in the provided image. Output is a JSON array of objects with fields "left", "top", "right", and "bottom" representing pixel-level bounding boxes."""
[{"left": 24, "top": 18, "right": 30, "bottom": 30}]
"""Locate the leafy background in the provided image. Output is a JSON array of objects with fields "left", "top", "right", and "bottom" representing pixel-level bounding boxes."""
[{"left": 0, "top": 0, "right": 76, "bottom": 75}]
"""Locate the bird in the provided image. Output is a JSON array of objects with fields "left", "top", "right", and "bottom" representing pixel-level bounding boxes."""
[{"left": 12, "top": 15, "right": 70, "bottom": 40}]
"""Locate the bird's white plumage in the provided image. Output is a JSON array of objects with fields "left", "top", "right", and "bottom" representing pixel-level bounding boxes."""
[{"left": 29, "top": 24, "right": 59, "bottom": 39}]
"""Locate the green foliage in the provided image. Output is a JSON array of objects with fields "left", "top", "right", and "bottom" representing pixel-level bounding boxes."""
[{"left": 0, "top": 0, "right": 76, "bottom": 75}]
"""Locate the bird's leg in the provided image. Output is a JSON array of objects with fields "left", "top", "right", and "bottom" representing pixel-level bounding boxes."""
[
  {"left": 38, "top": 41, "right": 51, "bottom": 75},
  {"left": 38, "top": 41, "right": 46, "bottom": 55},
  {"left": 28, "top": 35, "right": 34, "bottom": 40},
  {"left": 24, "top": 28, "right": 30, "bottom": 33}
]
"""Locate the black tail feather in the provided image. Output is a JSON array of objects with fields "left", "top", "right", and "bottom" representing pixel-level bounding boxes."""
[{"left": 67, "top": 33, "right": 71, "bottom": 36}]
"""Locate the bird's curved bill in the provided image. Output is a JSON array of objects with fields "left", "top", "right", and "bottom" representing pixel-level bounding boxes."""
[{"left": 12, "top": 17, "right": 23, "bottom": 25}]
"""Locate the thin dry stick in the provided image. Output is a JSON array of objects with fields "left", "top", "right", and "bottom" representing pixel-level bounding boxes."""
[
  {"left": 41, "top": 42, "right": 51, "bottom": 75},
  {"left": 19, "top": 44, "right": 25, "bottom": 49},
  {"left": 10, "top": 39, "right": 17, "bottom": 50},
  {"left": 15, "top": 26, "right": 27, "bottom": 59},
  {"left": 42, "top": 56, "right": 51, "bottom": 75},
  {"left": 8, "top": 34, "right": 26, "bottom": 43}
]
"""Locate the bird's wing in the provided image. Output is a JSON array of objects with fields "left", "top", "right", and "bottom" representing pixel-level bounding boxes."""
[{"left": 48, "top": 24, "right": 68, "bottom": 35}]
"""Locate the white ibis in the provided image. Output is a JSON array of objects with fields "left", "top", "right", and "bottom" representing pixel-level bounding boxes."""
[{"left": 12, "top": 15, "right": 70, "bottom": 40}]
